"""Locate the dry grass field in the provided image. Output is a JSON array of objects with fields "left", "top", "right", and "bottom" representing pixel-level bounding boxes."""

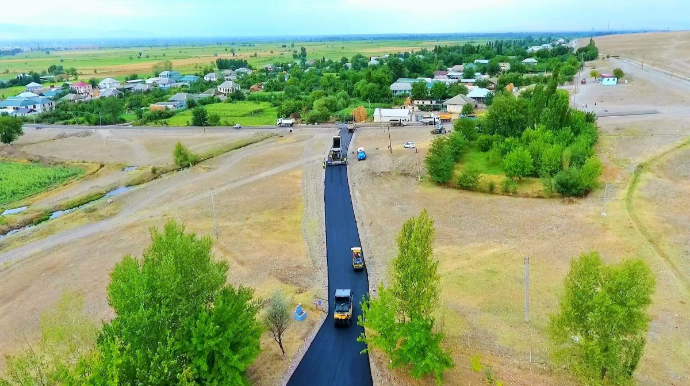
[
  {"left": 350, "top": 54, "right": 690, "bottom": 385},
  {"left": 0, "top": 127, "right": 334, "bottom": 386},
  {"left": 588, "top": 31, "right": 690, "bottom": 78}
]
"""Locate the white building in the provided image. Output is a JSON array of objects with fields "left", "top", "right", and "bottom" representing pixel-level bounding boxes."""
[
  {"left": 443, "top": 94, "right": 475, "bottom": 113},
  {"left": 390, "top": 82, "right": 412, "bottom": 95},
  {"left": 467, "top": 87, "right": 491, "bottom": 104},
  {"left": 217, "top": 81, "right": 240, "bottom": 95},
  {"left": 522, "top": 58, "right": 538, "bottom": 65},
  {"left": 204, "top": 73, "right": 218, "bottom": 82},
  {"left": 99, "top": 78, "right": 121, "bottom": 90},
  {"left": 373, "top": 108, "right": 413, "bottom": 123},
  {"left": 25, "top": 82, "right": 42, "bottom": 93}
]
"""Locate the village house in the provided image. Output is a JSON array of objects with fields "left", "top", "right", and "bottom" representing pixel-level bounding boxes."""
[
  {"left": 0, "top": 95, "right": 55, "bottom": 113},
  {"left": 25, "top": 82, "right": 42, "bottom": 93},
  {"left": 60, "top": 93, "right": 91, "bottom": 103},
  {"left": 467, "top": 87, "right": 491, "bottom": 104},
  {"left": 448, "top": 64, "right": 464, "bottom": 72},
  {"left": 155, "top": 78, "right": 177, "bottom": 90},
  {"left": 499, "top": 62, "right": 511, "bottom": 72},
  {"left": 70, "top": 81, "right": 92, "bottom": 95},
  {"left": 443, "top": 94, "right": 476, "bottom": 113},
  {"left": 217, "top": 81, "right": 240, "bottom": 95},
  {"left": 99, "top": 78, "right": 120, "bottom": 90},
  {"left": 390, "top": 82, "right": 412, "bottom": 95},
  {"left": 474, "top": 59, "right": 489, "bottom": 65},
  {"left": 159, "top": 71, "right": 181, "bottom": 80},
  {"left": 178, "top": 75, "right": 199, "bottom": 84},
  {"left": 99, "top": 88, "right": 122, "bottom": 98},
  {"left": 204, "top": 72, "right": 218, "bottom": 82},
  {"left": 522, "top": 58, "right": 538, "bottom": 65},
  {"left": 132, "top": 83, "right": 152, "bottom": 93}
]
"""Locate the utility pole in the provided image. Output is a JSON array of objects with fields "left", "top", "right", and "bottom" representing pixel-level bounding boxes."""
[
  {"left": 387, "top": 124, "right": 392, "bottom": 155},
  {"left": 211, "top": 189, "right": 218, "bottom": 239},
  {"left": 414, "top": 148, "right": 421, "bottom": 181},
  {"left": 524, "top": 256, "right": 530, "bottom": 323}
]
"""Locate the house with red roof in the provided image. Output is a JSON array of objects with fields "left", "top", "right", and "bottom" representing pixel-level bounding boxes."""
[{"left": 70, "top": 81, "right": 93, "bottom": 95}]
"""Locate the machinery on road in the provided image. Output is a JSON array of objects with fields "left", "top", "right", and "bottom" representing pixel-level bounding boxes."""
[
  {"left": 347, "top": 123, "right": 356, "bottom": 133},
  {"left": 389, "top": 119, "right": 407, "bottom": 127},
  {"left": 430, "top": 126, "right": 447, "bottom": 135},
  {"left": 326, "top": 135, "right": 347, "bottom": 166},
  {"left": 334, "top": 289, "right": 353, "bottom": 327},
  {"left": 351, "top": 247, "right": 365, "bottom": 270},
  {"left": 277, "top": 118, "right": 295, "bottom": 127}
]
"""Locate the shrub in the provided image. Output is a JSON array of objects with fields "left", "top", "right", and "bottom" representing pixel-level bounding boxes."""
[
  {"left": 191, "top": 107, "right": 208, "bottom": 126},
  {"left": 447, "top": 131, "right": 469, "bottom": 162},
  {"left": 425, "top": 136, "right": 455, "bottom": 184},
  {"left": 454, "top": 118, "right": 479, "bottom": 141},
  {"left": 457, "top": 166, "right": 482, "bottom": 190},
  {"left": 461, "top": 103, "right": 474, "bottom": 115},
  {"left": 613, "top": 68, "right": 625, "bottom": 79},
  {"left": 501, "top": 177, "right": 517, "bottom": 194},
  {"left": 541, "top": 176, "right": 554, "bottom": 197},
  {"left": 477, "top": 134, "right": 501, "bottom": 152},
  {"left": 487, "top": 181, "right": 496, "bottom": 193},
  {"left": 503, "top": 147, "right": 534, "bottom": 180},
  {"left": 173, "top": 142, "right": 197, "bottom": 168},
  {"left": 208, "top": 113, "right": 221, "bottom": 126},
  {"left": 553, "top": 167, "right": 583, "bottom": 197}
]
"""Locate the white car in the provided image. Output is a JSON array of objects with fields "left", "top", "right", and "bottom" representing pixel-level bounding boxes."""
[
  {"left": 403, "top": 142, "right": 416, "bottom": 149},
  {"left": 233, "top": 124, "right": 242, "bottom": 129}
]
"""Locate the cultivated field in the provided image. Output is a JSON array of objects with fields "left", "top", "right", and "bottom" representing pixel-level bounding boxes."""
[
  {"left": 589, "top": 31, "right": 690, "bottom": 78},
  {"left": 0, "top": 39, "right": 478, "bottom": 82},
  {"left": 349, "top": 54, "right": 690, "bottom": 385},
  {"left": 166, "top": 102, "right": 278, "bottom": 127},
  {"left": 0, "top": 127, "right": 335, "bottom": 386}
]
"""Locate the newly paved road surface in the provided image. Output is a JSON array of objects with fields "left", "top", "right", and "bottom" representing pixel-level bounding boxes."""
[{"left": 287, "top": 129, "right": 373, "bottom": 386}]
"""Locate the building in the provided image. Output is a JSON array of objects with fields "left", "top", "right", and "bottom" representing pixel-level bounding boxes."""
[
  {"left": 150, "top": 102, "right": 182, "bottom": 111},
  {"left": 125, "top": 79, "right": 144, "bottom": 84},
  {"left": 0, "top": 95, "right": 55, "bottom": 113},
  {"left": 60, "top": 93, "right": 90, "bottom": 103},
  {"left": 467, "top": 87, "right": 491, "bottom": 104},
  {"left": 217, "top": 81, "right": 240, "bottom": 95},
  {"left": 156, "top": 78, "right": 177, "bottom": 90},
  {"left": 99, "top": 88, "right": 122, "bottom": 98},
  {"left": 168, "top": 92, "right": 204, "bottom": 106},
  {"left": 412, "top": 99, "right": 443, "bottom": 111},
  {"left": 390, "top": 82, "right": 412, "bottom": 95},
  {"left": 70, "top": 81, "right": 92, "bottom": 95},
  {"left": 132, "top": 84, "right": 152, "bottom": 93},
  {"left": 499, "top": 62, "right": 511, "bottom": 72},
  {"left": 25, "top": 82, "right": 42, "bottom": 93},
  {"left": 600, "top": 74, "right": 618, "bottom": 86},
  {"left": 474, "top": 59, "right": 489, "bottom": 65},
  {"left": 99, "top": 78, "right": 120, "bottom": 89},
  {"left": 443, "top": 94, "right": 476, "bottom": 113},
  {"left": 449, "top": 64, "right": 464, "bottom": 72},
  {"left": 372, "top": 108, "right": 413, "bottom": 123},
  {"left": 159, "top": 71, "right": 181, "bottom": 80},
  {"left": 204, "top": 72, "right": 218, "bottom": 82},
  {"left": 41, "top": 89, "right": 62, "bottom": 98},
  {"left": 522, "top": 58, "right": 538, "bottom": 65},
  {"left": 368, "top": 59, "right": 379, "bottom": 66},
  {"left": 235, "top": 67, "right": 252, "bottom": 75},
  {"left": 179, "top": 75, "right": 199, "bottom": 84}
]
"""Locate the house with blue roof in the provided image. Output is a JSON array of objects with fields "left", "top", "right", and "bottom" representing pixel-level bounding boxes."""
[
  {"left": 0, "top": 95, "right": 55, "bottom": 114},
  {"left": 178, "top": 75, "right": 199, "bottom": 84}
]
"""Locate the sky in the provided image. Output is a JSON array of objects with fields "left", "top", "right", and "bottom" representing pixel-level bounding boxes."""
[{"left": 1, "top": 0, "right": 688, "bottom": 40}]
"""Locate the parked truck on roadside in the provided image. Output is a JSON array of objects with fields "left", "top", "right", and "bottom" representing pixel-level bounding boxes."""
[
  {"left": 277, "top": 118, "right": 295, "bottom": 127},
  {"left": 326, "top": 135, "right": 347, "bottom": 166},
  {"left": 333, "top": 289, "right": 353, "bottom": 326}
]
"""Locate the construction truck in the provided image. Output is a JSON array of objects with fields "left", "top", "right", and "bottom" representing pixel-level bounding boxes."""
[
  {"left": 351, "top": 247, "right": 365, "bottom": 270},
  {"left": 334, "top": 289, "right": 353, "bottom": 327},
  {"left": 326, "top": 135, "right": 347, "bottom": 166},
  {"left": 389, "top": 119, "right": 407, "bottom": 127},
  {"left": 277, "top": 118, "right": 295, "bottom": 127},
  {"left": 420, "top": 116, "right": 440, "bottom": 125},
  {"left": 347, "top": 123, "right": 356, "bottom": 133}
]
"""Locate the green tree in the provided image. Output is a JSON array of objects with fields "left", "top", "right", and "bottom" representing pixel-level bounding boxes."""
[
  {"left": 100, "top": 98, "right": 124, "bottom": 124},
  {"left": 447, "top": 130, "right": 468, "bottom": 162},
  {"left": 359, "top": 211, "right": 452, "bottom": 385},
  {"left": 425, "top": 136, "right": 454, "bottom": 184},
  {"left": 462, "top": 66, "right": 475, "bottom": 80},
  {"left": 429, "top": 82, "right": 447, "bottom": 100},
  {"left": 411, "top": 81, "right": 429, "bottom": 100},
  {"left": 262, "top": 291, "right": 292, "bottom": 357},
  {"left": 613, "top": 68, "right": 625, "bottom": 79},
  {"left": 454, "top": 118, "right": 478, "bottom": 141},
  {"left": 191, "top": 106, "right": 208, "bottom": 126},
  {"left": 173, "top": 142, "right": 197, "bottom": 168},
  {"left": 151, "top": 60, "right": 173, "bottom": 75},
  {"left": 461, "top": 103, "right": 474, "bottom": 116},
  {"left": 95, "top": 221, "right": 262, "bottom": 386},
  {"left": 208, "top": 113, "right": 221, "bottom": 126},
  {"left": 1, "top": 291, "right": 99, "bottom": 386},
  {"left": 549, "top": 252, "right": 655, "bottom": 386},
  {"left": 503, "top": 147, "right": 534, "bottom": 180},
  {"left": 0, "top": 115, "right": 23, "bottom": 144},
  {"left": 589, "top": 70, "right": 600, "bottom": 78},
  {"left": 484, "top": 94, "right": 529, "bottom": 137}
]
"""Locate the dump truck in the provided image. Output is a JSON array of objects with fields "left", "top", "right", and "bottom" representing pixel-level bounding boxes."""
[
  {"left": 277, "top": 118, "right": 295, "bottom": 127},
  {"left": 334, "top": 289, "right": 353, "bottom": 326},
  {"left": 347, "top": 123, "right": 356, "bottom": 133},
  {"left": 351, "top": 247, "right": 365, "bottom": 270},
  {"left": 326, "top": 135, "right": 347, "bottom": 166}
]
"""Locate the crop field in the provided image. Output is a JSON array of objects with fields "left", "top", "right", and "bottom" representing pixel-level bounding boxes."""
[
  {"left": 166, "top": 102, "right": 278, "bottom": 126},
  {"left": 0, "top": 38, "right": 478, "bottom": 82},
  {"left": 0, "top": 161, "right": 84, "bottom": 205}
]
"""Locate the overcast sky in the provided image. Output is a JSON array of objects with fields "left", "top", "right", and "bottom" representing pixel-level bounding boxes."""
[{"left": 3, "top": 0, "right": 689, "bottom": 39}]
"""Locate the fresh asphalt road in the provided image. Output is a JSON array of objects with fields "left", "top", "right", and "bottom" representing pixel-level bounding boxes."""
[{"left": 287, "top": 129, "right": 373, "bottom": 386}]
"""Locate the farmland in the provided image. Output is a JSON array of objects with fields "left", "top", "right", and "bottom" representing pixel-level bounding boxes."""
[
  {"left": 0, "top": 39, "right": 480, "bottom": 82},
  {"left": 0, "top": 161, "right": 84, "bottom": 205},
  {"left": 166, "top": 101, "right": 278, "bottom": 126}
]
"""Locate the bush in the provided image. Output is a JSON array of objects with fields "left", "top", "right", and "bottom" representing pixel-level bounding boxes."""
[
  {"left": 477, "top": 134, "right": 501, "bottom": 152},
  {"left": 457, "top": 166, "right": 482, "bottom": 190},
  {"left": 447, "top": 131, "right": 469, "bottom": 162},
  {"left": 501, "top": 177, "right": 517, "bottom": 194},
  {"left": 173, "top": 142, "right": 197, "bottom": 168},
  {"left": 613, "top": 68, "right": 624, "bottom": 79},
  {"left": 208, "top": 113, "right": 221, "bottom": 126},
  {"left": 454, "top": 118, "right": 479, "bottom": 141},
  {"left": 191, "top": 107, "right": 208, "bottom": 126},
  {"left": 503, "top": 147, "right": 534, "bottom": 180},
  {"left": 461, "top": 103, "right": 474, "bottom": 115},
  {"left": 425, "top": 136, "right": 455, "bottom": 184},
  {"left": 553, "top": 167, "right": 583, "bottom": 196},
  {"left": 487, "top": 181, "right": 496, "bottom": 193}
]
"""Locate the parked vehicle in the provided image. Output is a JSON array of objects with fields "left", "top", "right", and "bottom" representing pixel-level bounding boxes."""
[
  {"left": 276, "top": 118, "right": 295, "bottom": 127},
  {"left": 333, "top": 289, "right": 353, "bottom": 327},
  {"left": 351, "top": 247, "right": 365, "bottom": 270},
  {"left": 233, "top": 124, "right": 242, "bottom": 129},
  {"left": 326, "top": 136, "right": 347, "bottom": 165},
  {"left": 420, "top": 116, "right": 440, "bottom": 125},
  {"left": 430, "top": 126, "right": 447, "bottom": 135},
  {"left": 357, "top": 147, "right": 366, "bottom": 161},
  {"left": 403, "top": 141, "right": 416, "bottom": 149},
  {"left": 389, "top": 119, "right": 407, "bottom": 127}
]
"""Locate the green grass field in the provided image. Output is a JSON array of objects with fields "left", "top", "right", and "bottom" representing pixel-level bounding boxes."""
[
  {"left": 0, "top": 38, "right": 480, "bottom": 84},
  {"left": 165, "top": 102, "right": 277, "bottom": 126},
  {"left": 0, "top": 162, "right": 84, "bottom": 206},
  {"left": 460, "top": 146, "right": 505, "bottom": 175}
]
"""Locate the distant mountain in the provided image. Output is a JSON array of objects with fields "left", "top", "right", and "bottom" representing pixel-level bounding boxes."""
[{"left": 0, "top": 24, "right": 154, "bottom": 43}]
